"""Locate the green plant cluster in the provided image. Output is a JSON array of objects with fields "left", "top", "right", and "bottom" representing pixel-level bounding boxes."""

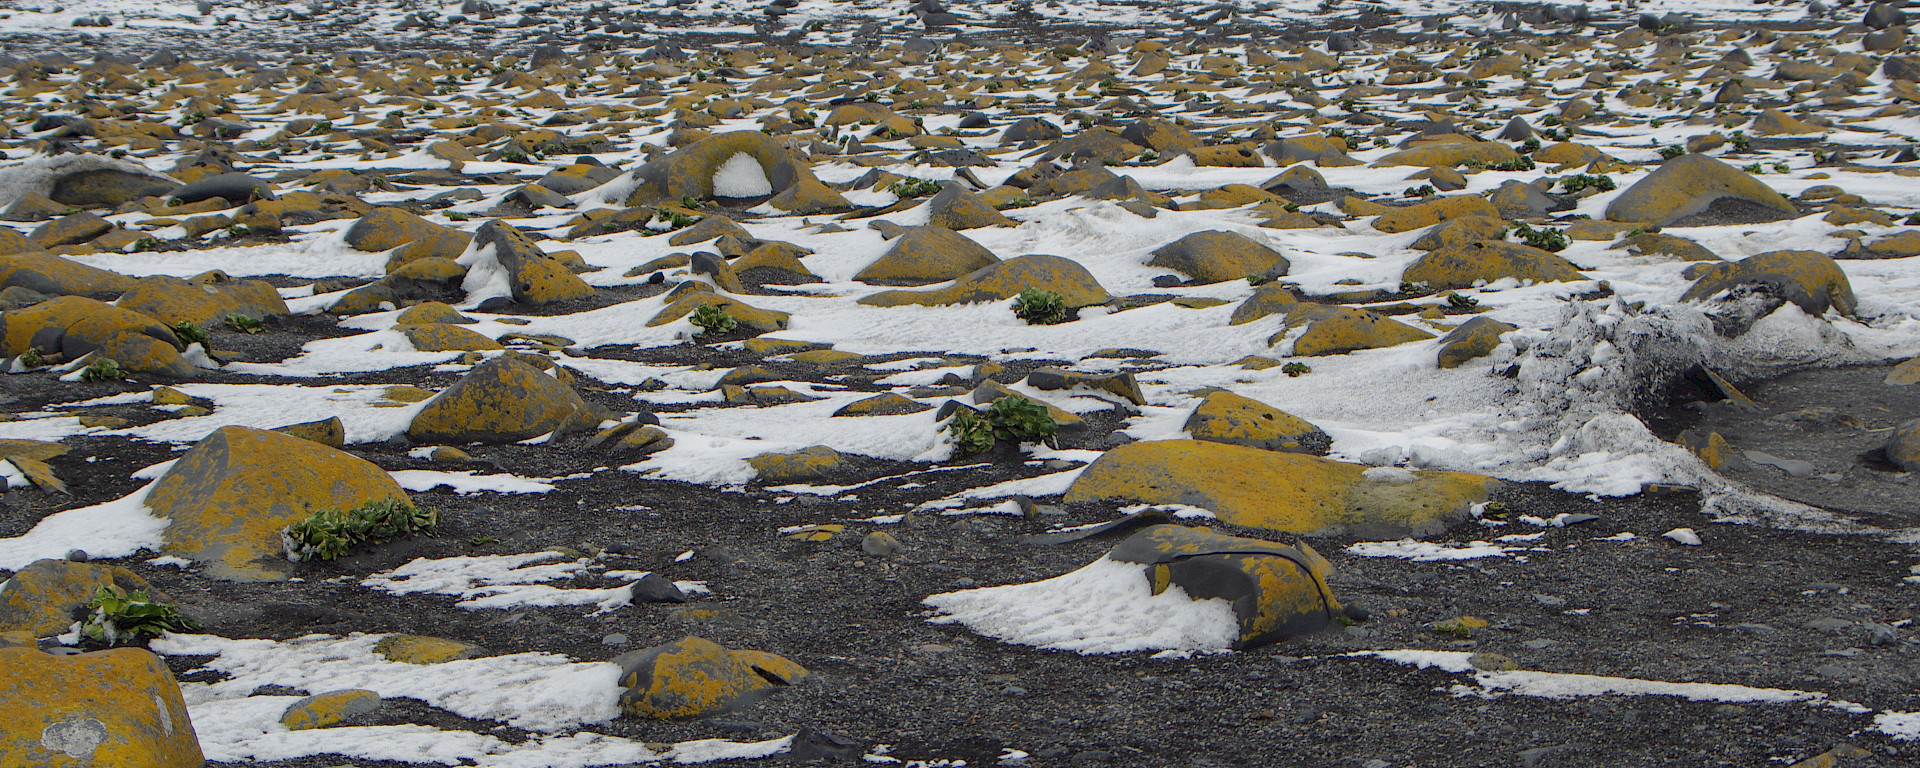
[
  {"left": 1281, "top": 362, "right": 1312, "bottom": 377},
  {"left": 226, "top": 314, "right": 265, "bottom": 334},
  {"left": 79, "top": 358, "right": 127, "bottom": 382},
  {"left": 1011, "top": 288, "right": 1069, "bottom": 325},
  {"left": 1510, "top": 222, "right": 1569, "bottom": 252},
  {"left": 81, "top": 585, "right": 199, "bottom": 645},
  {"left": 887, "top": 178, "right": 943, "bottom": 198},
  {"left": 689, "top": 304, "right": 738, "bottom": 337},
  {"left": 171, "top": 321, "right": 210, "bottom": 346},
  {"left": 1559, "top": 174, "right": 1615, "bottom": 194},
  {"left": 654, "top": 207, "right": 699, "bottom": 230},
  {"left": 282, "top": 499, "right": 439, "bottom": 562},
  {"left": 944, "top": 395, "right": 1060, "bottom": 454}
]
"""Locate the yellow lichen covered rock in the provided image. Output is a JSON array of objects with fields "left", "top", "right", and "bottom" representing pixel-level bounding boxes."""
[
  {"left": 468, "top": 220, "right": 594, "bottom": 306},
  {"left": 1063, "top": 439, "right": 1496, "bottom": 537},
  {"left": 372, "top": 634, "right": 487, "bottom": 664},
  {"left": 280, "top": 690, "right": 381, "bottom": 731},
  {"left": 1436, "top": 316, "right": 1518, "bottom": 369},
  {"left": 1372, "top": 195, "right": 1499, "bottom": 234},
  {"left": 854, "top": 226, "right": 999, "bottom": 286},
  {"left": 1408, "top": 215, "right": 1509, "bottom": 251},
  {"left": 399, "top": 323, "right": 504, "bottom": 352},
  {"left": 1531, "top": 142, "right": 1614, "bottom": 166},
  {"left": 407, "top": 354, "right": 601, "bottom": 444},
  {"left": 394, "top": 302, "right": 473, "bottom": 325},
  {"left": 621, "top": 131, "right": 850, "bottom": 213},
  {"left": 747, "top": 445, "right": 847, "bottom": 483},
  {"left": 345, "top": 208, "right": 467, "bottom": 258},
  {"left": 859, "top": 254, "right": 1109, "bottom": 308},
  {"left": 0, "top": 252, "right": 135, "bottom": 297},
  {"left": 614, "top": 636, "right": 806, "bottom": 719},
  {"left": 832, "top": 392, "right": 931, "bottom": 417},
  {"left": 1184, "top": 390, "right": 1329, "bottom": 455},
  {"left": 0, "top": 560, "right": 173, "bottom": 638},
  {"left": 1605, "top": 154, "right": 1797, "bottom": 226},
  {"left": 0, "top": 296, "right": 191, "bottom": 377},
  {"left": 1401, "top": 241, "right": 1587, "bottom": 291},
  {"left": 1375, "top": 140, "right": 1520, "bottom": 169},
  {"left": 148, "top": 425, "right": 410, "bottom": 581},
  {"left": 925, "top": 186, "right": 1014, "bottom": 230},
  {"left": 1679, "top": 250, "right": 1856, "bottom": 316},
  {"left": 273, "top": 417, "right": 346, "bottom": 448},
  {"left": 1146, "top": 231, "right": 1289, "bottom": 285},
  {"left": 0, "top": 646, "right": 203, "bottom": 768},
  {"left": 0, "top": 439, "right": 66, "bottom": 491},
  {"left": 646, "top": 293, "right": 790, "bottom": 334},
  {"left": 1276, "top": 304, "right": 1435, "bottom": 356},
  {"left": 116, "top": 273, "right": 289, "bottom": 327},
  {"left": 1228, "top": 283, "right": 1300, "bottom": 325}
]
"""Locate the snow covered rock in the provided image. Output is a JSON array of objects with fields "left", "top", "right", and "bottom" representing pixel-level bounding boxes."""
[
  {"left": 1679, "top": 250, "right": 1856, "bottom": 317},
  {"left": 1064, "top": 439, "right": 1496, "bottom": 538},
  {"left": 462, "top": 219, "right": 593, "bottom": 307},
  {"left": 1604, "top": 154, "right": 1797, "bottom": 227},
  {"left": 613, "top": 636, "right": 806, "bottom": 719},
  {"left": 1183, "top": 390, "right": 1330, "bottom": 455},
  {"left": 150, "top": 425, "right": 411, "bottom": 581},
  {"left": 0, "top": 646, "right": 203, "bottom": 767},
  {"left": 925, "top": 524, "right": 1351, "bottom": 653},
  {"left": 407, "top": 354, "right": 602, "bottom": 445},
  {"left": 620, "top": 131, "right": 849, "bottom": 213}
]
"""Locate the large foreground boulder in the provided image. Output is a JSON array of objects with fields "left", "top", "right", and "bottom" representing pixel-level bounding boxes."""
[
  {"left": 0, "top": 296, "right": 192, "bottom": 376},
  {"left": 1605, "top": 154, "right": 1797, "bottom": 227},
  {"left": 620, "top": 131, "right": 849, "bottom": 213},
  {"left": 614, "top": 636, "right": 807, "bottom": 719},
  {"left": 858, "top": 254, "right": 1109, "bottom": 308},
  {"left": 407, "top": 355, "right": 602, "bottom": 444},
  {"left": 149, "top": 425, "right": 410, "bottom": 581},
  {"left": 1064, "top": 439, "right": 1496, "bottom": 537},
  {"left": 0, "top": 647, "right": 203, "bottom": 768}
]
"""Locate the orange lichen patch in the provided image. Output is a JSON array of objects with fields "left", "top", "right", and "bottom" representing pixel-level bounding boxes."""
[
  {"left": 280, "top": 690, "right": 381, "bottom": 731},
  {"left": 1401, "top": 240, "right": 1587, "bottom": 291},
  {"left": 406, "top": 355, "right": 600, "bottom": 445},
  {"left": 117, "top": 273, "right": 290, "bottom": 326},
  {"left": 1064, "top": 439, "right": 1495, "bottom": 538},
  {"left": 1371, "top": 195, "right": 1499, "bottom": 234},
  {"left": 148, "top": 425, "right": 410, "bottom": 581},
  {"left": 858, "top": 254, "right": 1110, "bottom": 308},
  {"left": 371, "top": 634, "right": 488, "bottom": 664},
  {"left": 614, "top": 636, "right": 806, "bottom": 720},
  {"left": 0, "top": 251, "right": 135, "bottom": 296},
  {"left": 0, "top": 647, "right": 203, "bottom": 768},
  {"left": 1183, "top": 390, "right": 1329, "bottom": 455},
  {"left": 398, "top": 323, "right": 505, "bottom": 352},
  {"left": 1277, "top": 304, "right": 1435, "bottom": 356}
]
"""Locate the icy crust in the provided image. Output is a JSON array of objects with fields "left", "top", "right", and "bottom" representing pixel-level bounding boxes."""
[{"left": 922, "top": 555, "right": 1239, "bottom": 654}]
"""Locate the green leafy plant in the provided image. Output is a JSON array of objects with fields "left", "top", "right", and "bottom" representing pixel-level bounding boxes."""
[
  {"left": 171, "top": 322, "right": 209, "bottom": 346},
  {"left": 1445, "top": 292, "right": 1479, "bottom": 309},
  {"left": 282, "top": 498, "right": 439, "bottom": 562},
  {"left": 1011, "top": 288, "right": 1069, "bottom": 325},
  {"left": 689, "top": 304, "right": 738, "bottom": 337},
  {"left": 1521, "top": 137, "right": 1541, "bottom": 153},
  {"left": 1247, "top": 274, "right": 1272, "bottom": 286},
  {"left": 1139, "top": 149, "right": 1160, "bottom": 162},
  {"left": 944, "top": 407, "right": 996, "bottom": 454},
  {"left": 1488, "top": 156, "right": 1536, "bottom": 172},
  {"left": 1559, "top": 174, "right": 1616, "bottom": 194},
  {"left": 1657, "top": 144, "right": 1685, "bottom": 160},
  {"left": 225, "top": 314, "right": 265, "bottom": 334},
  {"left": 224, "top": 224, "right": 251, "bottom": 238},
  {"left": 987, "top": 395, "right": 1057, "bottom": 447},
  {"left": 1743, "top": 162, "right": 1766, "bottom": 175},
  {"left": 1404, "top": 185, "right": 1436, "bottom": 198},
  {"left": 79, "top": 358, "right": 127, "bottom": 382},
  {"left": 678, "top": 195, "right": 710, "bottom": 210},
  {"left": 130, "top": 235, "right": 162, "bottom": 252},
  {"left": 887, "top": 178, "right": 943, "bottom": 198},
  {"left": 81, "top": 585, "right": 199, "bottom": 645},
  {"left": 1510, "top": 222, "right": 1569, "bottom": 252},
  {"left": 1281, "top": 362, "right": 1311, "bottom": 377},
  {"left": 18, "top": 346, "right": 45, "bottom": 368},
  {"left": 1729, "top": 130, "right": 1751, "bottom": 151},
  {"left": 444, "top": 211, "right": 469, "bottom": 221},
  {"left": 654, "top": 208, "right": 699, "bottom": 230}
]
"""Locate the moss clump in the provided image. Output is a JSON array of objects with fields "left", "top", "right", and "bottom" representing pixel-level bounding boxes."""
[
  {"left": 281, "top": 499, "right": 439, "bottom": 562},
  {"left": 81, "top": 585, "right": 199, "bottom": 646}
]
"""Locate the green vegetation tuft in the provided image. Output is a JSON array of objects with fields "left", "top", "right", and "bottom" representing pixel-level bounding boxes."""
[
  {"left": 282, "top": 498, "right": 439, "bottom": 562},
  {"left": 81, "top": 585, "right": 199, "bottom": 646},
  {"left": 1011, "top": 288, "right": 1069, "bottom": 325},
  {"left": 689, "top": 304, "right": 738, "bottom": 337}
]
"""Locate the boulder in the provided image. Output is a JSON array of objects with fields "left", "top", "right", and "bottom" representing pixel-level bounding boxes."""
[
  {"left": 1408, "top": 215, "right": 1508, "bottom": 251},
  {"left": 0, "top": 647, "right": 203, "bottom": 768},
  {"left": 394, "top": 302, "right": 474, "bottom": 325},
  {"left": 1401, "top": 241, "right": 1587, "bottom": 290},
  {"left": 1886, "top": 419, "right": 1920, "bottom": 471},
  {"left": 620, "top": 131, "right": 850, "bottom": 213},
  {"left": 1001, "top": 118, "right": 1063, "bottom": 144},
  {"left": 1228, "top": 283, "right": 1300, "bottom": 325},
  {"left": 1026, "top": 367, "right": 1146, "bottom": 406},
  {"left": 463, "top": 220, "right": 594, "bottom": 306},
  {"left": 666, "top": 215, "right": 753, "bottom": 247},
  {"left": 614, "top": 636, "right": 807, "bottom": 719},
  {"left": 854, "top": 226, "right": 999, "bottom": 285},
  {"left": 1373, "top": 195, "right": 1500, "bottom": 234},
  {"left": 116, "top": 273, "right": 289, "bottom": 327},
  {"left": 1435, "top": 316, "right": 1517, "bottom": 369},
  {"left": 646, "top": 293, "right": 790, "bottom": 334},
  {"left": 0, "top": 559, "right": 174, "bottom": 638},
  {"left": 148, "top": 425, "right": 410, "bottom": 581},
  {"left": 1276, "top": 304, "right": 1435, "bottom": 356},
  {"left": 275, "top": 417, "right": 346, "bottom": 448},
  {"left": 1678, "top": 250, "right": 1856, "bottom": 317},
  {"left": 1028, "top": 128, "right": 1144, "bottom": 166},
  {"left": 280, "top": 690, "right": 381, "bottom": 731},
  {"left": 924, "top": 186, "right": 1014, "bottom": 230},
  {"left": 0, "top": 296, "right": 191, "bottom": 376},
  {"left": 169, "top": 173, "right": 273, "bottom": 205},
  {"left": 399, "top": 323, "right": 504, "bottom": 352},
  {"left": 832, "top": 393, "right": 931, "bottom": 417},
  {"left": 1184, "top": 390, "right": 1330, "bottom": 455},
  {"left": 1263, "top": 135, "right": 1360, "bottom": 167},
  {"left": 1375, "top": 140, "right": 1519, "bottom": 169},
  {"left": 372, "top": 634, "right": 488, "bottom": 664},
  {"left": 859, "top": 254, "right": 1110, "bottom": 308},
  {"left": 1063, "top": 439, "right": 1496, "bottom": 537},
  {"left": 747, "top": 446, "right": 847, "bottom": 483},
  {"left": 0, "top": 252, "right": 136, "bottom": 296},
  {"left": 0, "top": 439, "right": 66, "bottom": 492},
  {"left": 1146, "top": 231, "right": 1289, "bottom": 285},
  {"left": 408, "top": 354, "right": 601, "bottom": 444},
  {"left": 1611, "top": 233, "right": 1720, "bottom": 262},
  {"left": 49, "top": 167, "right": 180, "bottom": 208},
  {"left": 585, "top": 423, "right": 674, "bottom": 455},
  {"left": 1110, "top": 525, "right": 1347, "bottom": 648},
  {"left": 1121, "top": 119, "right": 1202, "bottom": 155},
  {"left": 343, "top": 208, "right": 471, "bottom": 269},
  {"left": 1604, "top": 154, "right": 1796, "bottom": 227}
]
